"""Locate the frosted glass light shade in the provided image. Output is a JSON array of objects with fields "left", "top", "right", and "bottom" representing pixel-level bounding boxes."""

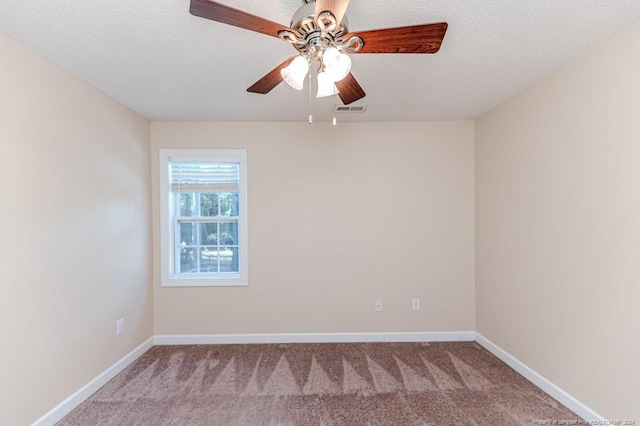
[
  {"left": 322, "top": 47, "right": 351, "bottom": 82},
  {"left": 317, "top": 71, "right": 339, "bottom": 98},
  {"left": 281, "top": 56, "right": 309, "bottom": 90}
]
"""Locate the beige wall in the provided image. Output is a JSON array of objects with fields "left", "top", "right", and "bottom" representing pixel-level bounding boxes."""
[
  {"left": 475, "top": 21, "right": 640, "bottom": 420},
  {"left": 151, "top": 121, "right": 475, "bottom": 335},
  {"left": 0, "top": 31, "right": 153, "bottom": 424}
]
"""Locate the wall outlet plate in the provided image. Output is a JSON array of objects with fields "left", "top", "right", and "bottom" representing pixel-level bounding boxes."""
[
  {"left": 374, "top": 299, "right": 383, "bottom": 312},
  {"left": 412, "top": 298, "right": 420, "bottom": 311}
]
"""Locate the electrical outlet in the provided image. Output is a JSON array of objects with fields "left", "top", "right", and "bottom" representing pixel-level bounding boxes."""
[
  {"left": 116, "top": 318, "right": 125, "bottom": 336},
  {"left": 412, "top": 298, "right": 420, "bottom": 311},
  {"left": 374, "top": 299, "right": 383, "bottom": 312}
]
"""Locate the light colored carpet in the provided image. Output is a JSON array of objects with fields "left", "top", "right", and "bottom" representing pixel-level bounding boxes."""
[{"left": 58, "top": 342, "right": 580, "bottom": 425}]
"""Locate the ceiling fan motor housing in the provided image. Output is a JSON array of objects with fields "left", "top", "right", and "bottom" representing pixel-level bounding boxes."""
[{"left": 283, "top": 1, "right": 351, "bottom": 60}]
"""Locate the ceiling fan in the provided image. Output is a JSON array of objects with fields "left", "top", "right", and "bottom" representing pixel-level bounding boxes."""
[{"left": 190, "top": 0, "right": 448, "bottom": 105}]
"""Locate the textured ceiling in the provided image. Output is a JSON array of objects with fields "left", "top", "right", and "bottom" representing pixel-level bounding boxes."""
[{"left": 1, "top": 1, "right": 639, "bottom": 122}]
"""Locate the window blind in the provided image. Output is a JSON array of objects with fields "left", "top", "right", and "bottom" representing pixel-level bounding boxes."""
[{"left": 169, "top": 161, "right": 239, "bottom": 193}]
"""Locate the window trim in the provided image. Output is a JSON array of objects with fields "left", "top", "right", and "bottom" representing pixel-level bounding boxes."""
[{"left": 159, "top": 148, "right": 248, "bottom": 287}]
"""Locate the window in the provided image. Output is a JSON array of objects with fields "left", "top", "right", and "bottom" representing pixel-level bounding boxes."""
[{"left": 159, "top": 149, "right": 247, "bottom": 287}]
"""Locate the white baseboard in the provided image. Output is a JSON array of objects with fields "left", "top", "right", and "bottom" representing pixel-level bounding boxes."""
[
  {"left": 154, "top": 331, "right": 476, "bottom": 345},
  {"left": 475, "top": 333, "right": 604, "bottom": 421},
  {"left": 31, "top": 337, "right": 154, "bottom": 426}
]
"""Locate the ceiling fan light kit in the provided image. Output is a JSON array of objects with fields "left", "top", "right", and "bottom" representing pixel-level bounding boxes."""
[
  {"left": 189, "top": 0, "right": 448, "bottom": 105},
  {"left": 280, "top": 45, "right": 352, "bottom": 98},
  {"left": 280, "top": 56, "right": 310, "bottom": 90},
  {"left": 322, "top": 47, "right": 351, "bottom": 81},
  {"left": 316, "top": 69, "right": 340, "bottom": 97}
]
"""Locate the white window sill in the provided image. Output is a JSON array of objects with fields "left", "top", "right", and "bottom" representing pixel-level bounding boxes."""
[{"left": 161, "top": 277, "right": 248, "bottom": 288}]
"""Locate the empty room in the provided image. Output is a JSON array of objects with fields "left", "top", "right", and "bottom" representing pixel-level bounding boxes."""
[{"left": 1, "top": 0, "right": 639, "bottom": 424}]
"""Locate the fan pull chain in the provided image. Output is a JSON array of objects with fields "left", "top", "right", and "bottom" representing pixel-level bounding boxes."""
[
  {"left": 332, "top": 97, "right": 337, "bottom": 126},
  {"left": 308, "top": 71, "right": 313, "bottom": 124}
]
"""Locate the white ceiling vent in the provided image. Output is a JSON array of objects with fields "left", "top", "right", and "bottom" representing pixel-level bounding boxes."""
[{"left": 335, "top": 105, "right": 367, "bottom": 113}]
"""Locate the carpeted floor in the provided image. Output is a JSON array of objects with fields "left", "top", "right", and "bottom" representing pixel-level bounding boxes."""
[{"left": 58, "top": 342, "right": 580, "bottom": 425}]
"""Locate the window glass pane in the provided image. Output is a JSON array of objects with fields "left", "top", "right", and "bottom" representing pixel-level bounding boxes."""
[
  {"left": 178, "top": 222, "right": 196, "bottom": 246},
  {"left": 179, "top": 193, "right": 197, "bottom": 217},
  {"left": 219, "top": 192, "right": 239, "bottom": 216},
  {"left": 200, "top": 193, "right": 219, "bottom": 216},
  {"left": 220, "top": 247, "right": 239, "bottom": 272},
  {"left": 200, "top": 223, "right": 218, "bottom": 245},
  {"left": 179, "top": 247, "right": 197, "bottom": 274},
  {"left": 219, "top": 222, "right": 238, "bottom": 245},
  {"left": 200, "top": 247, "right": 219, "bottom": 273}
]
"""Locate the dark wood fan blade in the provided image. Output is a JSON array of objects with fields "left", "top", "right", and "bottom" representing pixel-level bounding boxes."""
[
  {"left": 190, "top": 0, "right": 297, "bottom": 39},
  {"left": 347, "top": 23, "right": 448, "bottom": 54},
  {"left": 335, "top": 73, "right": 365, "bottom": 105},
  {"left": 247, "top": 56, "right": 297, "bottom": 94},
  {"left": 315, "top": 0, "right": 351, "bottom": 28}
]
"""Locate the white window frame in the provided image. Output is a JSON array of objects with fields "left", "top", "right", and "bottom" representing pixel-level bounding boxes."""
[{"left": 159, "top": 148, "right": 248, "bottom": 287}]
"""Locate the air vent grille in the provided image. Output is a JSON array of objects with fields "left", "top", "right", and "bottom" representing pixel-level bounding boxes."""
[{"left": 335, "top": 105, "right": 367, "bottom": 113}]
